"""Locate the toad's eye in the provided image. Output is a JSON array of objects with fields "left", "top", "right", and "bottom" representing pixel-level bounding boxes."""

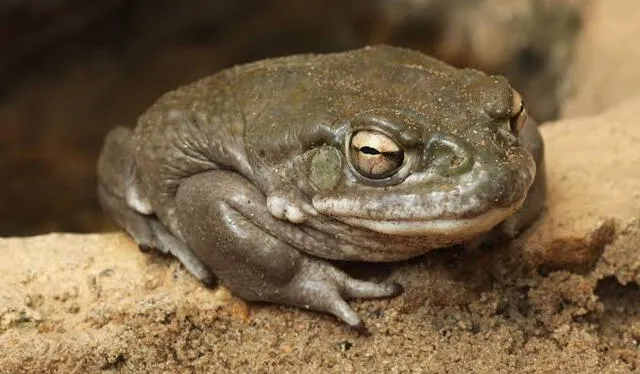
[
  {"left": 509, "top": 90, "right": 528, "bottom": 135},
  {"left": 348, "top": 130, "right": 404, "bottom": 179}
]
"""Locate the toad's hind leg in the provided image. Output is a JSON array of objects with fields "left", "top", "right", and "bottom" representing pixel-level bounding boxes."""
[
  {"left": 173, "top": 171, "right": 403, "bottom": 330},
  {"left": 97, "top": 127, "right": 215, "bottom": 286}
]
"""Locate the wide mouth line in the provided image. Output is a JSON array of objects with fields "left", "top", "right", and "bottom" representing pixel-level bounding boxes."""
[
  {"left": 338, "top": 202, "right": 516, "bottom": 224},
  {"left": 322, "top": 198, "right": 511, "bottom": 222},
  {"left": 332, "top": 197, "right": 526, "bottom": 236}
]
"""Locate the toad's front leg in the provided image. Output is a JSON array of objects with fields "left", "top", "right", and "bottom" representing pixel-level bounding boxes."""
[{"left": 174, "top": 171, "right": 402, "bottom": 330}]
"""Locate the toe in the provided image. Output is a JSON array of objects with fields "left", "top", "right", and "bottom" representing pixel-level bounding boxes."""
[
  {"left": 342, "top": 279, "right": 405, "bottom": 300},
  {"left": 326, "top": 296, "right": 363, "bottom": 327}
]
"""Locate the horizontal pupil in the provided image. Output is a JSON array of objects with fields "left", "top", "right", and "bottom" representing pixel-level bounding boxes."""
[{"left": 359, "top": 146, "right": 380, "bottom": 155}]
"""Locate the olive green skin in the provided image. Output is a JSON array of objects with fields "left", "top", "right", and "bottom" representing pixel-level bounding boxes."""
[{"left": 98, "top": 46, "right": 545, "bottom": 330}]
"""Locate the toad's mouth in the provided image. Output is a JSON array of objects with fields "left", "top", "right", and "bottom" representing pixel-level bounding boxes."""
[{"left": 332, "top": 197, "right": 525, "bottom": 236}]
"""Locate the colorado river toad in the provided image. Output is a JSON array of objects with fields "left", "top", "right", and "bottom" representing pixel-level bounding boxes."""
[{"left": 98, "top": 46, "right": 545, "bottom": 331}]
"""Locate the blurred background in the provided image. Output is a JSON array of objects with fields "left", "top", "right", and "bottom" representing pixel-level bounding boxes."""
[{"left": 0, "top": 0, "right": 585, "bottom": 236}]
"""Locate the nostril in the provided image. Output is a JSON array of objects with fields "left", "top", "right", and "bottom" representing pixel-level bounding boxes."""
[{"left": 425, "top": 134, "right": 474, "bottom": 177}]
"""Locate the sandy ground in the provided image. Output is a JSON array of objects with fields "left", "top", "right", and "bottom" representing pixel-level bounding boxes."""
[{"left": 2, "top": 0, "right": 640, "bottom": 372}]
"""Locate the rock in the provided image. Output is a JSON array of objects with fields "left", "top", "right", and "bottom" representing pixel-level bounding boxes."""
[
  {"left": 525, "top": 98, "right": 640, "bottom": 271},
  {"left": 563, "top": 0, "right": 640, "bottom": 117}
]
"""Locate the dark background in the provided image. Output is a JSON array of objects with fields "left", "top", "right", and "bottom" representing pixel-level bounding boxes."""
[{"left": 0, "top": 0, "right": 583, "bottom": 236}]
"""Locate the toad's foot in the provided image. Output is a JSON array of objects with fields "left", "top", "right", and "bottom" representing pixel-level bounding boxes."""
[
  {"left": 277, "top": 256, "right": 403, "bottom": 331},
  {"left": 174, "top": 170, "right": 402, "bottom": 330}
]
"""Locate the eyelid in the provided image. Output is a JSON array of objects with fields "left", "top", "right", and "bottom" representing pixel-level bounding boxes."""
[{"left": 350, "top": 111, "right": 422, "bottom": 148}]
